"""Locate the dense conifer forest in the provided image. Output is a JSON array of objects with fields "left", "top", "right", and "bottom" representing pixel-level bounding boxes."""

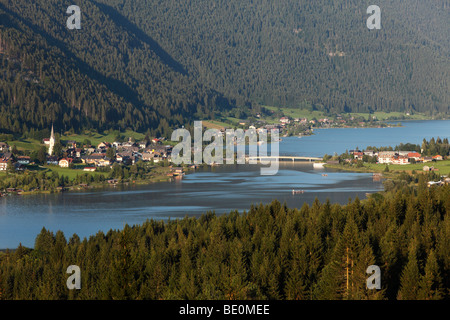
[
  {"left": 0, "top": 180, "right": 448, "bottom": 300},
  {"left": 1, "top": 0, "right": 449, "bottom": 136}
]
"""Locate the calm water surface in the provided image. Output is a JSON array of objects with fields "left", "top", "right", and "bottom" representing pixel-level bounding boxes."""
[{"left": 0, "top": 120, "right": 448, "bottom": 248}]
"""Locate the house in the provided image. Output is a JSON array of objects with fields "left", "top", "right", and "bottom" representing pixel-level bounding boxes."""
[
  {"left": 97, "top": 158, "right": 111, "bottom": 167},
  {"left": 142, "top": 152, "right": 154, "bottom": 162},
  {"left": 17, "top": 156, "right": 30, "bottom": 165},
  {"left": 422, "top": 156, "right": 433, "bottom": 163},
  {"left": 280, "top": 117, "right": 290, "bottom": 125},
  {"left": 138, "top": 141, "right": 148, "bottom": 149},
  {"left": 97, "top": 142, "right": 111, "bottom": 149},
  {"left": 83, "top": 167, "right": 96, "bottom": 172},
  {"left": 353, "top": 152, "right": 364, "bottom": 160},
  {"left": 433, "top": 155, "right": 443, "bottom": 161},
  {"left": 378, "top": 152, "right": 396, "bottom": 164},
  {"left": 82, "top": 153, "right": 106, "bottom": 166},
  {"left": 407, "top": 152, "right": 421, "bottom": 161},
  {"left": 392, "top": 156, "right": 409, "bottom": 165},
  {"left": 85, "top": 147, "right": 96, "bottom": 154},
  {"left": 0, "top": 159, "right": 8, "bottom": 171},
  {"left": 115, "top": 154, "right": 125, "bottom": 163},
  {"left": 59, "top": 158, "right": 72, "bottom": 168}
]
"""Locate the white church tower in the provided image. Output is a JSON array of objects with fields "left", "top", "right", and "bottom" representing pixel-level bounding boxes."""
[{"left": 48, "top": 124, "right": 55, "bottom": 156}]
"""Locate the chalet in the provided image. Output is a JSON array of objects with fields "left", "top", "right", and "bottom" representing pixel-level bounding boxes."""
[
  {"left": 59, "top": 158, "right": 72, "bottom": 168},
  {"left": 433, "top": 155, "right": 443, "bottom": 161},
  {"left": 422, "top": 156, "right": 433, "bottom": 163}
]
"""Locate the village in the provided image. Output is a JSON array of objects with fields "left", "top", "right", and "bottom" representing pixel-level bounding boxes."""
[
  {"left": 325, "top": 146, "right": 450, "bottom": 187},
  {"left": 0, "top": 125, "right": 184, "bottom": 177}
]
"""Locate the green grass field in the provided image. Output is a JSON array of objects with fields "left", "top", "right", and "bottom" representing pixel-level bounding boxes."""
[
  {"left": 349, "top": 111, "right": 430, "bottom": 121},
  {"left": 27, "top": 165, "right": 109, "bottom": 179},
  {"left": 5, "top": 138, "right": 42, "bottom": 152},
  {"left": 327, "top": 160, "right": 450, "bottom": 176},
  {"left": 263, "top": 106, "right": 326, "bottom": 121},
  {"left": 365, "top": 160, "right": 450, "bottom": 175},
  {"left": 61, "top": 130, "right": 145, "bottom": 146}
]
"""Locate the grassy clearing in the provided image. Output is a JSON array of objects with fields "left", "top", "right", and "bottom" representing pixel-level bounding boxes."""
[
  {"left": 60, "top": 130, "right": 145, "bottom": 146},
  {"left": 326, "top": 160, "right": 450, "bottom": 176},
  {"left": 5, "top": 138, "right": 42, "bottom": 152},
  {"left": 35, "top": 165, "right": 109, "bottom": 179},
  {"left": 263, "top": 106, "right": 325, "bottom": 120},
  {"left": 202, "top": 120, "right": 230, "bottom": 130}
]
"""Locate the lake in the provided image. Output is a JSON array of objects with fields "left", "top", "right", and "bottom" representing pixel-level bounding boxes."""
[{"left": 1, "top": 120, "right": 449, "bottom": 249}]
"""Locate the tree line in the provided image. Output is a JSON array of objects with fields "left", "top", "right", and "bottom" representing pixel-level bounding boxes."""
[{"left": 0, "top": 180, "right": 448, "bottom": 300}]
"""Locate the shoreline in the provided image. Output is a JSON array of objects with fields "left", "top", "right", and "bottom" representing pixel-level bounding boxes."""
[{"left": 0, "top": 166, "right": 187, "bottom": 197}]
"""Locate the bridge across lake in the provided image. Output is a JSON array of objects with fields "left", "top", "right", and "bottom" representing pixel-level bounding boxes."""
[{"left": 246, "top": 155, "right": 323, "bottom": 162}]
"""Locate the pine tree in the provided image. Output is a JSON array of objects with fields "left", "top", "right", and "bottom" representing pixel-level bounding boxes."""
[
  {"left": 418, "top": 250, "right": 443, "bottom": 300},
  {"left": 397, "top": 245, "right": 421, "bottom": 300}
]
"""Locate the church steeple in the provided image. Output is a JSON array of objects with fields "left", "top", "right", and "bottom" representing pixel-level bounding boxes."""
[{"left": 48, "top": 124, "right": 55, "bottom": 156}]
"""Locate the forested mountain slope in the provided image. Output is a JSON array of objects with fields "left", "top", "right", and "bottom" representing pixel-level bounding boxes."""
[
  {"left": 0, "top": 0, "right": 448, "bottom": 135},
  {"left": 108, "top": 0, "right": 449, "bottom": 115},
  {"left": 0, "top": 0, "right": 235, "bottom": 135}
]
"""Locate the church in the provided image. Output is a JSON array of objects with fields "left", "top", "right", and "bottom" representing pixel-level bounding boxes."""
[{"left": 43, "top": 124, "right": 55, "bottom": 156}]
